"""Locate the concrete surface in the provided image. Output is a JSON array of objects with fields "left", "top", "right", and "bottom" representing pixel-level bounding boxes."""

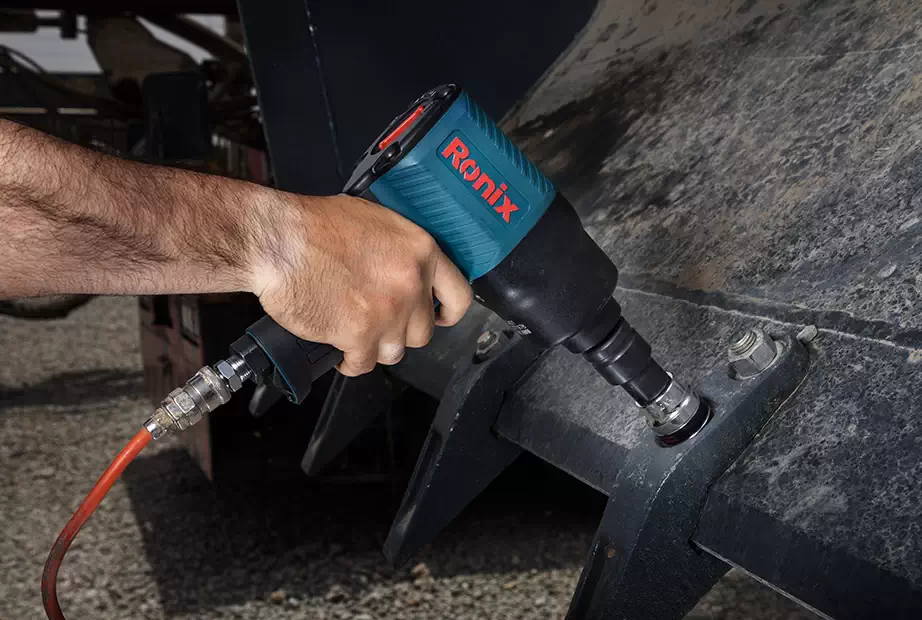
[{"left": 0, "top": 296, "right": 817, "bottom": 619}]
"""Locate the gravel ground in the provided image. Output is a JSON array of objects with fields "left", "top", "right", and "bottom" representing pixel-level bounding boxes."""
[{"left": 0, "top": 296, "right": 818, "bottom": 620}]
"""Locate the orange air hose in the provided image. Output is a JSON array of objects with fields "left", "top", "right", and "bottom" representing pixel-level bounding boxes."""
[{"left": 41, "top": 428, "right": 152, "bottom": 620}]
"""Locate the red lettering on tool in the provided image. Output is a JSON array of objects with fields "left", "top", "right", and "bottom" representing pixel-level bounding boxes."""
[
  {"left": 494, "top": 195, "right": 520, "bottom": 223},
  {"left": 440, "top": 136, "right": 521, "bottom": 224},
  {"left": 460, "top": 159, "right": 480, "bottom": 181},
  {"left": 473, "top": 173, "right": 495, "bottom": 199},
  {"left": 441, "top": 136, "right": 469, "bottom": 168},
  {"left": 487, "top": 183, "right": 508, "bottom": 206}
]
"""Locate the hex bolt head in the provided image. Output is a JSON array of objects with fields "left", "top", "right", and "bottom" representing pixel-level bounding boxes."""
[
  {"left": 475, "top": 330, "right": 500, "bottom": 358},
  {"left": 797, "top": 324, "right": 819, "bottom": 343},
  {"left": 215, "top": 359, "right": 243, "bottom": 392},
  {"left": 728, "top": 327, "right": 779, "bottom": 378}
]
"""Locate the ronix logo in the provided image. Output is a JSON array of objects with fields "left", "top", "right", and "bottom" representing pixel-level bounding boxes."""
[{"left": 439, "top": 133, "right": 525, "bottom": 224}]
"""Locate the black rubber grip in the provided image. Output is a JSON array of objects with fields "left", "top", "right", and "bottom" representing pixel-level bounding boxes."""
[
  {"left": 232, "top": 178, "right": 360, "bottom": 404},
  {"left": 234, "top": 161, "right": 429, "bottom": 405},
  {"left": 244, "top": 316, "right": 343, "bottom": 404}
]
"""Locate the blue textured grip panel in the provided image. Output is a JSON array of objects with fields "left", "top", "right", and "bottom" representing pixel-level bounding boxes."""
[
  {"left": 370, "top": 90, "right": 556, "bottom": 280},
  {"left": 461, "top": 92, "right": 555, "bottom": 197}
]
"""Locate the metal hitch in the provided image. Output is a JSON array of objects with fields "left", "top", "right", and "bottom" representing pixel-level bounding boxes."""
[{"left": 385, "top": 328, "right": 809, "bottom": 619}]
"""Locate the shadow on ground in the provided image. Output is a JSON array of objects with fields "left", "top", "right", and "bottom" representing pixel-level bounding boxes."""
[
  {"left": 122, "top": 447, "right": 605, "bottom": 616},
  {"left": 0, "top": 368, "right": 144, "bottom": 410}
]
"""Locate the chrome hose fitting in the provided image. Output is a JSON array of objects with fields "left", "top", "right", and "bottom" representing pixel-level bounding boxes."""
[
  {"left": 143, "top": 366, "right": 233, "bottom": 439},
  {"left": 642, "top": 373, "right": 708, "bottom": 441},
  {"left": 215, "top": 354, "right": 253, "bottom": 392}
]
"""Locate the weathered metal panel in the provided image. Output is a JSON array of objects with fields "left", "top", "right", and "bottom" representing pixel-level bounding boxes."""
[{"left": 500, "top": 0, "right": 922, "bottom": 613}]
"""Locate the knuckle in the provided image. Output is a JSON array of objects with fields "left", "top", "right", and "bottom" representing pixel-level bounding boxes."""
[
  {"left": 377, "top": 293, "right": 403, "bottom": 317},
  {"left": 345, "top": 302, "right": 376, "bottom": 335},
  {"left": 337, "top": 360, "right": 358, "bottom": 376},
  {"left": 409, "top": 229, "right": 437, "bottom": 256},
  {"left": 388, "top": 259, "right": 423, "bottom": 290},
  {"left": 407, "top": 324, "right": 434, "bottom": 348},
  {"left": 341, "top": 355, "right": 375, "bottom": 376},
  {"left": 398, "top": 273, "right": 424, "bottom": 298},
  {"left": 441, "top": 295, "right": 471, "bottom": 324},
  {"left": 338, "top": 365, "right": 361, "bottom": 377},
  {"left": 352, "top": 290, "right": 374, "bottom": 314},
  {"left": 440, "top": 310, "right": 465, "bottom": 326},
  {"left": 346, "top": 317, "right": 374, "bottom": 340},
  {"left": 378, "top": 345, "right": 406, "bottom": 365},
  {"left": 457, "top": 290, "right": 473, "bottom": 313}
]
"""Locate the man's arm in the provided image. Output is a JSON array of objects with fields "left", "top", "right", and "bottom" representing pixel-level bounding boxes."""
[{"left": 0, "top": 119, "right": 472, "bottom": 375}]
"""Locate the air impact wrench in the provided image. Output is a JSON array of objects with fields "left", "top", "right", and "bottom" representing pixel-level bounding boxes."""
[{"left": 143, "top": 84, "right": 708, "bottom": 446}]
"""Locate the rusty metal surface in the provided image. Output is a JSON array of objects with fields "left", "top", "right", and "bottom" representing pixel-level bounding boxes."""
[{"left": 496, "top": 0, "right": 922, "bottom": 612}]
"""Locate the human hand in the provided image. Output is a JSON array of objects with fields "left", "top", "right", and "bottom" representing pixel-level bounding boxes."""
[{"left": 250, "top": 192, "right": 472, "bottom": 376}]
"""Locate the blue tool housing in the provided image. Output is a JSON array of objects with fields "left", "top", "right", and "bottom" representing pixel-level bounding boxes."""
[{"left": 369, "top": 91, "right": 556, "bottom": 280}]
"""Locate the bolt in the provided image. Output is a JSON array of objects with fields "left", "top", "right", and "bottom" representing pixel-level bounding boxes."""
[
  {"left": 476, "top": 330, "right": 500, "bottom": 358},
  {"left": 797, "top": 325, "right": 819, "bottom": 343},
  {"left": 727, "top": 327, "right": 779, "bottom": 379},
  {"left": 729, "top": 328, "right": 758, "bottom": 355}
]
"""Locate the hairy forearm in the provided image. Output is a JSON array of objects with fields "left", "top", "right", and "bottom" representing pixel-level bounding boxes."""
[
  {"left": 0, "top": 120, "right": 475, "bottom": 377},
  {"left": 0, "top": 118, "right": 293, "bottom": 298}
]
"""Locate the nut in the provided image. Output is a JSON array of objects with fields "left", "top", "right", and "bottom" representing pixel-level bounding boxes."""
[
  {"left": 215, "top": 359, "right": 243, "bottom": 392},
  {"left": 475, "top": 331, "right": 501, "bottom": 357},
  {"left": 728, "top": 327, "right": 778, "bottom": 378}
]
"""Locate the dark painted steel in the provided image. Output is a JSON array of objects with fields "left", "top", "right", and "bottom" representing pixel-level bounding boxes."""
[
  {"left": 383, "top": 332, "right": 546, "bottom": 567},
  {"left": 237, "top": 0, "right": 597, "bottom": 195},
  {"left": 498, "top": 1, "right": 922, "bottom": 613},
  {"left": 386, "top": 327, "right": 809, "bottom": 619},
  {"left": 696, "top": 490, "right": 922, "bottom": 619},
  {"left": 301, "top": 368, "right": 405, "bottom": 475},
  {"left": 566, "top": 332, "right": 808, "bottom": 619},
  {"left": 236, "top": 0, "right": 342, "bottom": 194}
]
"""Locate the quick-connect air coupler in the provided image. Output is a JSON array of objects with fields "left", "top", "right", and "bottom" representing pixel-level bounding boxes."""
[{"left": 142, "top": 357, "right": 251, "bottom": 439}]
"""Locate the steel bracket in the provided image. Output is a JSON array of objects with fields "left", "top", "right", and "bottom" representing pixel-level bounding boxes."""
[
  {"left": 566, "top": 332, "right": 809, "bottom": 619},
  {"left": 383, "top": 331, "right": 546, "bottom": 566},
  {"left": 384, "top": 327, "right": 809, "bottom": 618},
  {"left": 301, "top": 368, "right": 405, "bottom": 475}
]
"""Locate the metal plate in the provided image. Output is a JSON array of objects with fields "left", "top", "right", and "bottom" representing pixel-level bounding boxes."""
[{"left": 501, "top": 0, "right": 922, "bottom": 613}]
